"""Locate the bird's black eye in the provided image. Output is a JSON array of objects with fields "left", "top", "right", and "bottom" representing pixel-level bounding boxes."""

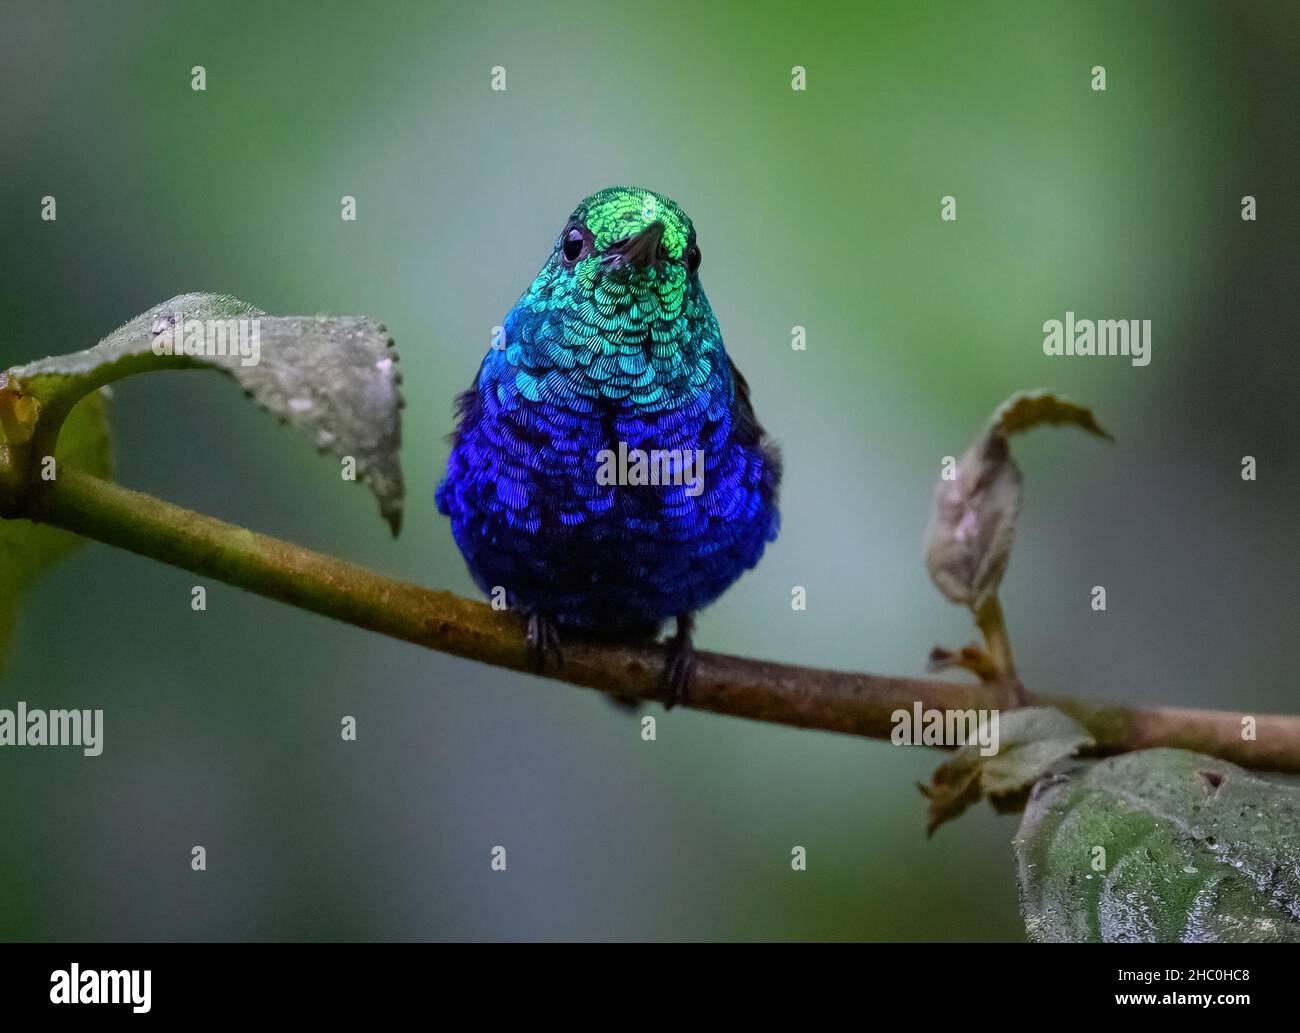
[
  {"left": 562, "top": 228, "right": 585, "bottom": 263},
  {"left": 686, "top": 243, "right": 701, "bottom": 274}
]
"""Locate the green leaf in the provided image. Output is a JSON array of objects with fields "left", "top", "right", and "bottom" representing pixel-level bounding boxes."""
[
  {"left": 0, "top": 390, "right": 113, "bottom": 669},
  {"left": 921, "top": 706, "right": 1093, "bottom": 834},
  {"left": 1015, "top": 748, "right": 1300, "bottom": 942},
  {"left": 925, "top": 390, "right": 1110, "bottom": 608},
  {"left": 11, "top": 293, "right": 405, "bottom": 533}
]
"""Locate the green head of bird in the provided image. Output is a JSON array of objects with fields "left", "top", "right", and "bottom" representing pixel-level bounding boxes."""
[{"left": 508, "top": 187, "right": 718, "bottom": 410}]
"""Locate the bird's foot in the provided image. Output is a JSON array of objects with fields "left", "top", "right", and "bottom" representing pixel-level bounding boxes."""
[
  {"left": 525, "top": 610, "right": 564, "bottom": 673},
  {"left": 660, "top": 613, "right": 696, "bottom": 710}
]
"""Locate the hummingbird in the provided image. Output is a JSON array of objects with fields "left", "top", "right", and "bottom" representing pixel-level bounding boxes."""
[{"left": 437, "top": 187, "right": 781, "bottom": 706}]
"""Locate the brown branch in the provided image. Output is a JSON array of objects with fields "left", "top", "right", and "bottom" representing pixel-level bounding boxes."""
[{"left": 19, "top": 467, "right": 1300, "bottom": 773}]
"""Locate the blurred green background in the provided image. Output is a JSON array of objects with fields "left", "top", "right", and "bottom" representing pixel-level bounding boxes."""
[{"left": 1, "top": 0, "right": 1296, "bottom": 941}]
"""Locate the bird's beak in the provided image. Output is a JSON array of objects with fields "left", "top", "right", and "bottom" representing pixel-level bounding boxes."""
[{"left": 608, "top": 221, "right": 666, "bottom": 270}]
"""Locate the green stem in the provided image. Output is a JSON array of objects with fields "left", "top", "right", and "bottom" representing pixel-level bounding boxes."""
[
  {"left": 974, "top": 593, "right": 1030, "bottom": 707},
  {"left": 975, "top": 594, "right": 1015, "bottom": 675},
  {"left": 18, "top": 468, "right": 1300, "bottom": 772}
]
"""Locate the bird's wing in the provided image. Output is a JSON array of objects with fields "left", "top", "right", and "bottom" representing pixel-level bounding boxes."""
[
  {"left": 730, "top": 360, "right": 772, "bottom": 450},
  {"left": 728, "top": 358, "right": 783, "bottom": 497},
  {"left": 446, "top": 373, "right": 481, "bottom": 443}
]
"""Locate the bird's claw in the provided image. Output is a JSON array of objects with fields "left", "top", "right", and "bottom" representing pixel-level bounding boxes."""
[
  {"left": 525, "top": 611, "right": 564, "bottom": 672},
  {"left": 660, "top": 614, "right": 695, "bottom": 709}
]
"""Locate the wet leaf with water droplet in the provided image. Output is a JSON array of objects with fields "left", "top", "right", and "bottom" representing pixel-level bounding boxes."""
[
  {"left": 1015, "top": 749, "right": 1300, "bottom": 942},
  {"left": 11, "top": 293, "right": 405, "bottom": 533}
]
